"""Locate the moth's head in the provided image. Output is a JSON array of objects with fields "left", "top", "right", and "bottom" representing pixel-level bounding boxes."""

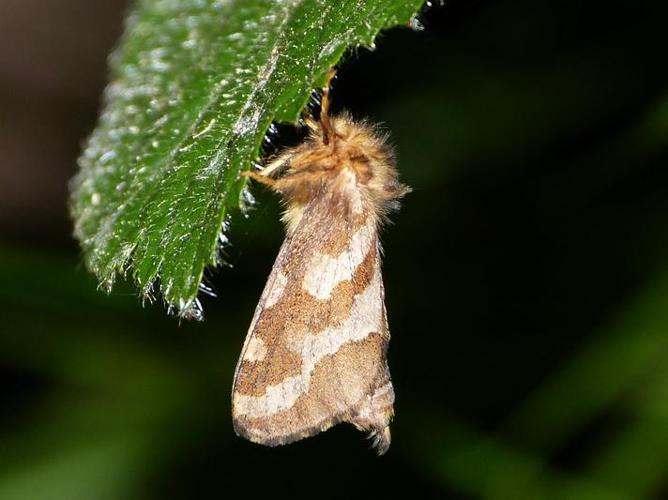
[
  {"left": 293, "top": 114, "right": 408, "bottom": 199},
  {"left": 264, "top": 113, "right": 409, "bottom": 227},
  {"left": 323, "top": 115, "right": 410, "bottom": 210}
]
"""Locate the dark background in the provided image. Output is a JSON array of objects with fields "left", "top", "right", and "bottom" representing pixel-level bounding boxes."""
[{"left": 1, "top": 0, "right": 667, "bottom": 498}]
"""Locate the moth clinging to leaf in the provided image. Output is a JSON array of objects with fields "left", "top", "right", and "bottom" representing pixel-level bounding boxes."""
[{"left": 232, "top": 70, "right": 409, "bottom": 454}]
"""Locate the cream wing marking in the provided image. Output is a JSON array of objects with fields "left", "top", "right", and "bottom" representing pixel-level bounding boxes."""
[
  {"left": 264, "top": 271, "right": 288, "bottom": 308},
  {"left": 243, "top": 337, "right": 268, "bottom": 362},
  {"left": 302, "top": 215, "right": 376, "bottom": 300}
]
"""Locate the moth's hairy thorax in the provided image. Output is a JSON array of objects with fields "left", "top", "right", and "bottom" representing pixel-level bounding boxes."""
[{"left": 269, "top": 115, "right": 409, "bottom": 232}]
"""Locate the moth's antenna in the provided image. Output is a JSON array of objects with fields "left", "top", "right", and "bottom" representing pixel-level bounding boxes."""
[{"left": 320, "top": 68, "right": 336, "bottom": 146}]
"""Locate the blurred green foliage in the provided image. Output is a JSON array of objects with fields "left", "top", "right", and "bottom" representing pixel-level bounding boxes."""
[{"left": 2, "top": 0, "right": 668, "bottom": 499}]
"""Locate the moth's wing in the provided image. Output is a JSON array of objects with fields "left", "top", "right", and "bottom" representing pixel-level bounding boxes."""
[{"left": 232, "top": 204, "right": 394, "bottom": 453}]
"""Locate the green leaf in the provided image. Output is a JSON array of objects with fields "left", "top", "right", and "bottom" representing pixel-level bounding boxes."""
[{"left": 70, "top": 0, "right": 423, "bottom": 318}]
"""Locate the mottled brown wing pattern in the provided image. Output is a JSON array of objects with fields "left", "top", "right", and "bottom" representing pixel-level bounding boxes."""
[{"left": 231, "top": 197, "right": 394, "bottom": 452}]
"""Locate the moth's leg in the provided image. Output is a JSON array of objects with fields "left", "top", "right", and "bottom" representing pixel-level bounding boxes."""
[
  {"left": 242, "top": 166, "right": 317, "bottom": 191},
  {"left": 261, "top": 155, "right": 292, "bottom": 178},
  {"left": 319, "top": 69, "right": 336, "bottom": 145},
  {"left": 304, "top": 117, "right": 319, "bottom": 133},
  {"left": 240, "top": 170, "right": 279, "bottom": 187}
]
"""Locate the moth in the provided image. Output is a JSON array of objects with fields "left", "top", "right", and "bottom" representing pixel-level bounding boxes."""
[{"left": 232, "top": 71, "right": 409, "bottom": 454}]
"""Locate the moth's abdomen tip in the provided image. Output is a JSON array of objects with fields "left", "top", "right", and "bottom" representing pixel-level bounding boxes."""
[{"left": 371, "top": 426, "right": 392, "bottom": 456}]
